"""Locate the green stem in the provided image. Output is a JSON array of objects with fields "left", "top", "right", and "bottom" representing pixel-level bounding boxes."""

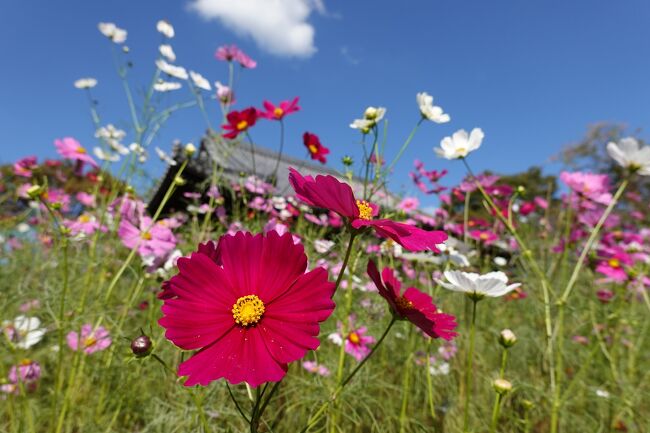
[
  {"left": 334, "top": 232, "right": 357, "bottom": 292},
  {"left": 384, "top": 118, "right": 424, "bottom": 176},
  {"left": 52, "top": 238, "right": 69, "bottom": 416},
  {"left": 463, "top": 299, "right": 478, "bottom": 433},
  {"left": 271, "top": 120, "right": 285, "bottom": 183},
  {"left": 301, "top": 317, "right": 397, "bottom": 433},
  {"left": 489, "top": 393, "right": 503, "bottom": 433}
]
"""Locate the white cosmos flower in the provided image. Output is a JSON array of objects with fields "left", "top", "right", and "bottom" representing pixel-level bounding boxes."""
[
  {"left": 155, "top": 59, "right": 188, "bottom": 80},
  {"left": 129, "top": 143, "right": 148, "bottom": 163},
  {"left": 435, "top": 128, "right": 484, "bottom": 160},
  {"left": 494, "top": 256, "right": 508, "bottom": 267},
  {"left": 437, "top": 270, "right": 520, "bottom": 298},
  {"left": 2, "top": 315, "right": 46, "bottom": 349},
  {"left": 159, "top": 44, "right": 176, "bottom": 62},
  {"left": 429, "top": 361, "right": 450, "bottom": 376},
  {"left": 96, "top": 124, "right": 126, "bottom": 142},
  {"left": 93, "top": 147, "right": 120, "bottom": 162},
  {"left": 416, "top": 92, "right": 450, "bottom": 123},
  {"left": 156, "top": 19, "right": 175, "bottom": 38},
  {"left": 606, "top": 137, "right": 650, "bottom": 175},
  {"left": 98, "top": 22, "right": 127, "bottom": 44},
  {"left": 314, "top": 239, "right": 335, "bottom": 254},
  {"left": 74, "top": 78, "right": 97, "bottom": 89},
  {"left": 438, "top": 243, "right": 471, "bottom": 267},
  {"left": 189, "top": 71, "right": 211, "bottom": 91},
  {"left": 350, "top": 106, "right": 386, "bottom": 132},
  {"left": 155, "top": 147, "right": 177, "bottom": 166},
  {"left": 153, "top": 80, "right": 182, "bottom": 92}
]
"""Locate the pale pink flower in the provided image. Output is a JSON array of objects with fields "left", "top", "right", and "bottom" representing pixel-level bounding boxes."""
[
  {"left": 54, "top": 137, "right": 98, "bottom": 170},
  {"left": 118, "top": 216, "right": 177, "bottom": 260},
  {"left": 67, "top": 324, "right": 111, "bottom": 354}
]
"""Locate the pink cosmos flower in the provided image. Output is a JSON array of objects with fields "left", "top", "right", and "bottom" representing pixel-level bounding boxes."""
[
  {"left": 13, "top": 156, "right": 38, "bottom": 178},
  {"left": 215, "top": 44, "right": 257, "bottom": 68},
  {"left": 288, "top": 168, "right": 447, "bottom": 251},
  {"left": 469, "top": 229, "right": 498, "bottom": 245},
  {"left": 595, "top": 251, "right": 631, "bottom": 282},
  {"left": 76, "top": 192, "right": 96, "bottom": 208},
  {"left": 64, "top": 213, "right": 105, "bottom": 237},
  {"left": 67, "top": 324, "right": 112, "bottom": 354},
  {"left": 216, "top": 81, "right": 235, "bottom": 105},
  {"left": 367, "top": 261, "right": 457, "bottom": 340},
  {"left": 560, "top": 171, "right": 612, "bottom": 205},
  {"left": 54, "top": 137, "right": 98, "bottom": 170},
  {"left": 261, "top": 97, "right": 300, "bottom": 120},
  {"left": 329, "top": 316, "right": 376, "bottom": 361},
  {"left": 159, "top": 231, "right": 336, "bottom": 387},
  {"left": 118, "top": 216, "right": 177, "bottom": 260},
  {"left": 398, "top": 197, "right": 420, "bottom": 213},
  {"left": 9, "top": 359, "right": 41, "bottom": 385},
  {"left": 302, "top": 361, "right": 331, "bottom": 377}
]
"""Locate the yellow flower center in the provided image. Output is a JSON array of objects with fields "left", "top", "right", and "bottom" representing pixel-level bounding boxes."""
[
  {"left": 356, "top": 200, "right": 373, "bottom": 220},
  {"left": 78, "top": 214, "right": 91, "bottom": 223},
  {"left": 236, "top": 120, "right": 248, "bottom": 131},
  {"left": 456, "top": 147, "right": 467, "bottom": 156},
  {"left": 20, "top": 358, "right": 32, "bottom": 366},
  {"left": 308, "top": 144, "right": 318, "bottom": 154},
  {"left": 76, "top": 146, "right": 87, "bottom": 154},
  {"left": 395, "top": 296, "right": 414, "bottom": 311},
  {"left": 348, "top": 332, "right": 361, "bottom": 344},
  {"left": 608, "top": 258, "right": 620, "bottom": 268},
  {"left": 84, "top": 336, "right": 97, "bottom": 347},
  {"left": 479, "top": 232, "right": 490, "bottom": 240},
  {"left": 141, "top": 231, "right": 152, "bottom": 240},
  {"left": 274, "top": 107, "right": 284, "bottom": 118},
  {"left": 232, "top": 295, "right": 265, "bottom": 326}
]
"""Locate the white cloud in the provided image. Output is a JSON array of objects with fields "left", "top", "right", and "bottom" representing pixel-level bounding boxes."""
[{"left": 190, "top": 0, "right": 324, "bottom": 58}]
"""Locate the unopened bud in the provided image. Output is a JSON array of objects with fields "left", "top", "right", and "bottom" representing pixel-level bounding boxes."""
[
  {"left": 517, "top": 185, "right": 526, "bottom": 194},
  {"left": 342, "top": 155, "right": 354, "bottom": 166},
  {"left": 27, "top": 185, "right": 44, "bottom": 200},
  {"left": 493, "top": 378, "right": 513, "bottom": 394},
  {"left": 51, "top": 202, "right": 62, "bottom": 210},
  {"left": 131, "top": 335, "right": 153, "bottom": 358},
  {"left": 125, "top": 185, "right": 135, "bottom": 194},
  {"left": 173, "top": 176, "right": 186, "bottom": 186},
  {"left": 498, "top": 329, "right": 517, "bottom": 348},
  {"left": 364, "top": 106, "right": 379, "bottom": 120},
  {"left": 184, "top": 143, "right": 196, "bottom": 156}
]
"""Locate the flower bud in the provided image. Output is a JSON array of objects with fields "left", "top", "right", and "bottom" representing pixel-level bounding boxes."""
[
  {"left": 493, "top": 378, "right": 512, "bottom": 394},
  {"left": 173, "top": 176, "right": 186, "bottom": 186},
  {"left": 131, "top": 334, "right": 153, "bottom": 358},
  {"left": 27, "top": 185, "right": 44, "bottom": 200},
  {"left": 125, "top": 185, "right": 135, "bottom": 194},
  {"left": 364, "top": 106, "right": 379, "bottom": 120},
  {"left": 184, "top": 143, "right": 197, "bottom": 157},
  {"left": 498, "top": 329, "right": 517, "bottom": 348},
  {"left": 517, "top": 185, "right": 526, "bottom": 194},
  {"left": 342, "top": 155, "right": 354, "bottom": 166}
]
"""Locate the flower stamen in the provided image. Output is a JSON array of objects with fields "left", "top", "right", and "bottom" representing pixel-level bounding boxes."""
[
  {"left": 232, "top": 295, "right": 265, "bottom": 326},
  {"left": 356, "top": 200, "right": 373, "bottom": 220}
]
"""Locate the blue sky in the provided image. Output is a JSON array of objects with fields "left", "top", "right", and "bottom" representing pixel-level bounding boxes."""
[{"left": 1, "top": 0, "right": 648, "bottom": 202}]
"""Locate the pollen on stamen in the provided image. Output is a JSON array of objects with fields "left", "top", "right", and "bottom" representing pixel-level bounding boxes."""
[
  {"left": 232, "top": 295, "right": 265, "bottom": 326},
  {"left": 356, "top": 200, "right": 373, "bottom": 220},
  {"left": 395, "top": 296, "right": 414, "bottom": 311}
]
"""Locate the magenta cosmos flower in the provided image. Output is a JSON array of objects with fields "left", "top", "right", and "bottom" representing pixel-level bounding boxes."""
[
  {"left": 367, "top": 260, "right": 457, "bottom": 340},
  {"left": 54, "top": 137, "right": 99, "bottom": 169},
  {"left": 328, "top": 315, "right": 375, "bottom": 361},
  {"left": 288, "top": 168, "right": 447, "bottom": 251},
  {"left": 13, "top": 156, "right": 38, "bottom": 178},
  {"left": 67, "top": 324, "right": 112, "bottom": 354},
  {"left": 159, "top": 231, "right": 336, "bottom": 387},
  {"left": 261, "top": 97, "right": 300, "bottom": 120}
]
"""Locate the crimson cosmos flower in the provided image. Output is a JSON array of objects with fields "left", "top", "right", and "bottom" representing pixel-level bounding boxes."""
[
  {"left": 159, "top": 231, "right": 335, "bottom": 387},
  {"left": 288, "top": 168, "right": 447, "bottom": 251},
  {"left": 367, "top": 260, "right": 457, "bottom": 340},
  {"left": 303, "top": 132, "right": 330, "bottom": 164},
  {"left": 222, "top": 107, "right": 258, "bottom": 139}
]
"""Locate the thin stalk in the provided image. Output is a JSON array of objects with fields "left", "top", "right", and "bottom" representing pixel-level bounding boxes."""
[
  {"left": 463, "top": 298, "right": 478, "bottom": 433},
  {"left": 300, "top": 317, "right": 397, "bottom": 433},
  {"left": 425, "top": 340, "right": 436, "bottom": 421},
  {"left": 51, "top": 237, "right": 69, "bottom": 416},
  {"left": 334, "top": 232, "right": 357, "bottom": 291},
  {"left": 271, "top": 120, "right": 285, "bottom": 183},
  {"left": 384, "top": 118, "right": 424, "bottom": 175},
  {"left": 489, "top": 394, "right": 503, "bottom": 433},
  {"left": 245, "top": 131, "right": 258, "bottom": 177}
]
